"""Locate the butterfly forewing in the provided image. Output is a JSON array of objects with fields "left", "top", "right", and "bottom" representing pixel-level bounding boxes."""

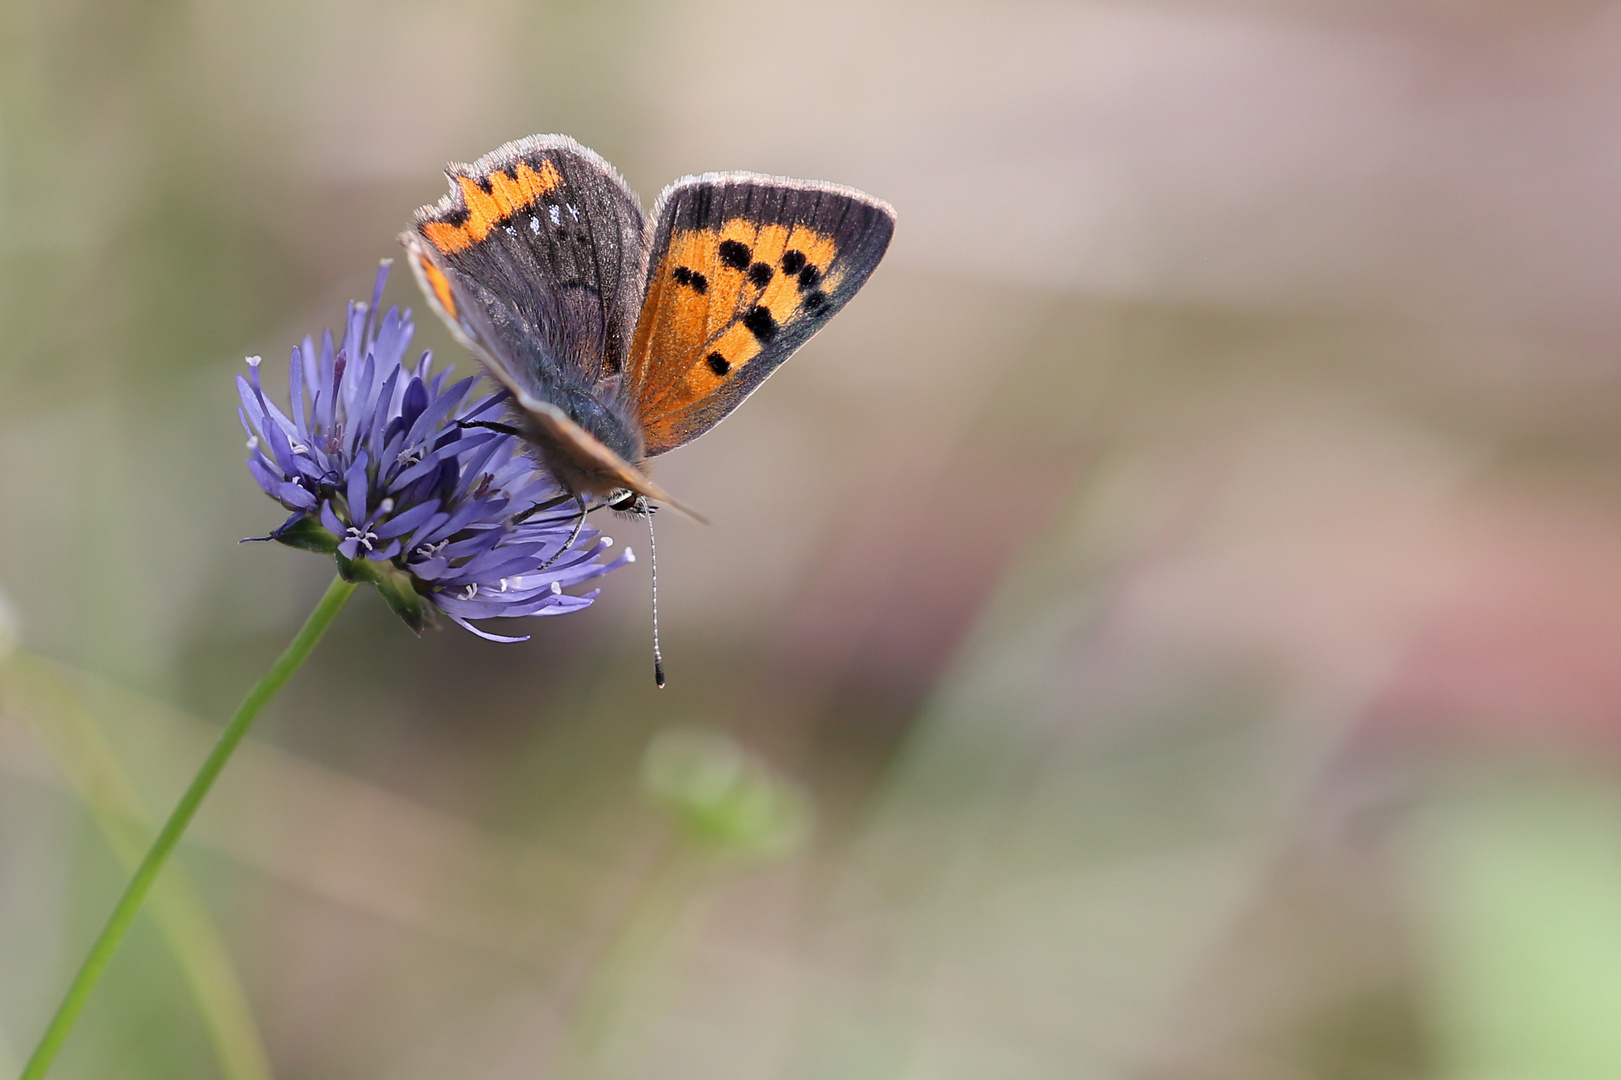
[
  {"left": 627, "top": 174, "right": 895, "bottom": 456},
  {"left": 404, "top": 135, "right": 648, "bottom": 399}
]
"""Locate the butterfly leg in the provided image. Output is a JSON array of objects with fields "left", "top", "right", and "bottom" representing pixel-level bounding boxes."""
[
  {"left": 457, "top": 419, "right": 523, "bottom": 437},
  {"left": 533, "top": 492, "right": 588, "bottom": 572},
  {"left": 514, "top": 492, "right": 577, "bottom": 523}
]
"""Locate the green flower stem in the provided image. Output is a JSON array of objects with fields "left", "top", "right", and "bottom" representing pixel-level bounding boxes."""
[
  {"left": 19, "top": 575, "right": 356, "bottom": 1080},
  {"left": 8, "top": 652, "right": 274, "bottom": 1080}
]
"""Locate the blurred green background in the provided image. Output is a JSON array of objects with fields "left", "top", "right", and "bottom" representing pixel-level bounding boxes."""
[{"left": 8, "top": 1, "right": 1621, "bottom": 1078}]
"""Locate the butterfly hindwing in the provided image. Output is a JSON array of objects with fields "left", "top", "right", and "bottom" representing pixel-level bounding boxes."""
[
  {"left": 626, "top": 174, "right": 895, "bottom": 456},
  {"left": 404, "top": 135, "right": 648, "bottom": 401}
]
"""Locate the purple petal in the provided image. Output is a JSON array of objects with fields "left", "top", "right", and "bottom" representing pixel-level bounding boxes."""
[
  {"left": 447, "top": 615, "right": 530, "bottom": 643},
  {"left": 246, "top": 457, "right": 282, "bottom": 496},
  {"left": 345, "top": 451, "right": 371, "bottom": 522},
  {"left": 276, "top": 480, "right": 318, "bottom": 510},
  {"left": 404, "top": 376, "right": 475, "bottom": 448},
  {"left": 405, "top": 511, "right": 451, "bottom": 552},
  {"left": 320, "top": 501, "right": 346, "bottom": 536},
  {"left": 400, "top": 377, "right": 430, "bottom": 429},
  {"left": 373, "top": 498, "right": 440, "bottom": 539},
  {"left": 363, "top": 262, "right": 389, "bottom": 352},
  {"left": 289, "top": 345, "right": 308, "bottom": 431}
]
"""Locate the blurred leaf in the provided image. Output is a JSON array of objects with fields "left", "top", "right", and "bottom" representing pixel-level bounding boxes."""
[
  {"left": 1400, "top": 767, "right": 1621, "bottom": 1080},
  {"left": 642, "top": 727, "right": 810, "bottom": 857}
]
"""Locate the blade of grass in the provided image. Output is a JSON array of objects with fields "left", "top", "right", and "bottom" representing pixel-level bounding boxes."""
[{"left": 4, "top": 652, "right": 275, "bottom": 1080}]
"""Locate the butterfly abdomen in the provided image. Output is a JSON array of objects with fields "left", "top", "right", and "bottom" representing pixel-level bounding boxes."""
[{"left": 515, "top": 382, "right": 646, "bottom": 498}]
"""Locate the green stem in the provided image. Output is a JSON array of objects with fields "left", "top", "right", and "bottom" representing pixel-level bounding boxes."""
[
  {"left": 9, "top": 652, "right": 276, "bottom": 1080},
  {"left": 19, "top": 575, "right": 356, "bottom": 1080}
]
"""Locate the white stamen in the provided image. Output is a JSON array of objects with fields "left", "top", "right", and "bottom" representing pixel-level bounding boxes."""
[
  {"left": 462, "top": 584, "right": 479, "bottom": 600},
  {"left": 379, "top": 498, "right": 394, "bottom": 514},
  {"left": 601, "top": 537, "right": 613, "bottom": 547},
  {"left": 245, "top": 436, "right": 259, "bottom": 450},
  {"left": 246, "top": 356, "right": 261, "bottom": 367},
  {"left": 623, "top": 547, "right": 636, "bottom": 563},
  {"left": 550, "top": 581, "right": 562, "bottom": 594},
  {"left": 397, "top": 446, "right": 423, "bottom": 466},
  {"left": 290, "top": 443, "right": 309, "bottom": 455},
  {"left": 499, "top": 578, "right": 510, "bottom": 592},
  {"left": 344, "top": 526, "right": 378, "bottom": 552}
]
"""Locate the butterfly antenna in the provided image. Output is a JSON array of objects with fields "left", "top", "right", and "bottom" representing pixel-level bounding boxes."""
[{"left": 641, "top": 497, "right": 666, "bottom": 688}]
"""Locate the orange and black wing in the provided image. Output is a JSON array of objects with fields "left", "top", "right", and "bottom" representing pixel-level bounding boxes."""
[
  {"left": 401, "top": 134, "right": 647, "bottom": 402},
  {"left": 625, "top": 174, "right": 894, "bottom": 456}
]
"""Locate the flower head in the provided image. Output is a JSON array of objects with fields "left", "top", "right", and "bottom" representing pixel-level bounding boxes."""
[{"left": 238, "top": 262, "right": 630, "bottom": 640}]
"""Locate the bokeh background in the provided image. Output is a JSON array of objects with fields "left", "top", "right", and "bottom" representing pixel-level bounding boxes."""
[{"left": 7, "top": 1, "right": 1621, "bottom": 1078}]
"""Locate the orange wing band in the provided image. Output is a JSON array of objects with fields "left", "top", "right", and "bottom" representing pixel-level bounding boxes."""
[{"left": 421, "top": 159, "right": 564, "bottom": 255}]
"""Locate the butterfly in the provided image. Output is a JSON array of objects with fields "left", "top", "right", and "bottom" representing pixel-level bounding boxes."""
[{"left": 398, "top": 134, "right": 895, "bottom": 523}]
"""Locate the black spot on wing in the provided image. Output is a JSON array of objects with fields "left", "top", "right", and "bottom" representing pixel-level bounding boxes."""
[
  {"left": 742, "top": 305, "right": 778, "bottom": 343},
  {"left": 803, "top": 290, "right": 829, "bottom": 315},
  {"left": 706, "top": 352, "right": 731, "bottom": 376},
  {"left": 672, "top": 266, "right": 709, "bottom": 294},
  {"left": 797, "top": 265, "right": 822, "bottom": 291},
  {"left": 780, "top": 250, "right": 807, "bottom": 274},
  {"left": 441, "top": 205, "right": 470, "bottom": 227},
  {"left": 748, "top": 262, "right": 773, "bottom": 287},
  {"left": 718, "top": 239, "right": 751, "bottom": 270}
]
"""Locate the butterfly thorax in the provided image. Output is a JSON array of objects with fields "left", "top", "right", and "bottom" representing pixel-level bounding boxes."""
[{"left": 516, "top": 381, "right": 645, "bottom": 498}]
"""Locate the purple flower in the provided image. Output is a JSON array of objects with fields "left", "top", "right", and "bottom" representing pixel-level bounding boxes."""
[{"left": 238, "top": 262, "right": 631, "bottom": 641}]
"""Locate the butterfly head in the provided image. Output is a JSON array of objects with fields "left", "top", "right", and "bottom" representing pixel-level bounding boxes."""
[{"left": 605, "top": 488, "right": 651, "bottom": 515}]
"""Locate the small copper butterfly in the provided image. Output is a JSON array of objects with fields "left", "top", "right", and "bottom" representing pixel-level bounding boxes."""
[{"left": 399, "top": 134, "right": 895, "bottom": 521}]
